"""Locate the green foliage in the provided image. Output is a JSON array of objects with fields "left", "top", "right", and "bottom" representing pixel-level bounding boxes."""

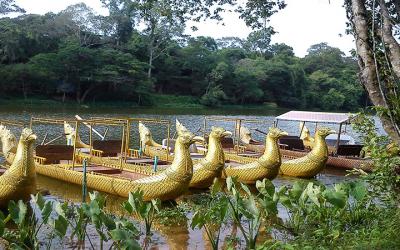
[
  {"left": 0, "top": 2, "right": 364, "bottom": 110},
  {"left": 200, "top": 85, "right": 227, "bottom": 107},
  {"left": 123, "top": 190, "right": 160, "bottom": 236},
  {"left": 0, "top": 192, "right": 142, "bottom": 249},
  {"left": 352, "top": 112, "right": 400, "bottom": 202},
  {"left": 0, "top": 0, "right": 25, "bottom": 15}
]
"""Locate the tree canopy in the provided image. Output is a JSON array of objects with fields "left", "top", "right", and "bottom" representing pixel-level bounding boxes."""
[{"left": 0, "top": 1, "right": 366, "bottom": 111}]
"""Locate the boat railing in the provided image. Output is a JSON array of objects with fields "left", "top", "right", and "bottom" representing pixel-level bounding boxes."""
[{"left": 203, "top": 116, "right": 269, "bottom": 155}]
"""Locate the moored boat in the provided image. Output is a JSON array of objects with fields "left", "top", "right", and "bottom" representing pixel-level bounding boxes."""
[
  {"left": 245, "top": 111, "right": 373, "bottom": 171},
  {"left": 223, "top": 127, "right": 288, "bottom": 184},
  {"left": 0, "top": 128, "right": 37, "bottom": 207},
  {"left": 279, "top": 127, "right": 336, "bottom": 178},
  {"left": 2, "top": 120, "right": 203, "bottom": 201}
]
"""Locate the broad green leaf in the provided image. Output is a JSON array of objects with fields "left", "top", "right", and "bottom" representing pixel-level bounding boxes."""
[
  {"left": 305, "top": 183, "right": 321, "bottom": 207},
  {"left": 190, "top": 211, "right": 204, "bottom": 229},
  {"left": 54, "top": 216, "right": 68, "bottom": 237},
  {"left": 349, "top": 182, "right": 367, "bottom": 201},
  {"left": 54, "top": 201, "right": 67, "bottom": 217},
  {"left": 151, "top": 199, "right": 161, "bottom": 212},
  {"left": 41, "top": 201, "right": 53, "bottom": 224},
  {"left": 323, "top": 189, "right": 347, "bottom": 209},
  {"left": 210, "top": 177, "right": 223, "bottom": 196},
  {"left": 122, "top": 201, "right": 133, "bottom": 214},
  {"left": 101, "top": 213, "right": 116, "bottom": 231},
  {"left": 240, "top": 182, "right": 252, "bottom": 196},
  {"left": 279, "top": 195, "right": 292, "bottom": 209},
  {"left": 8, "top": 200, "right": 27, "bottom": 225},
  {"left": 31, "top": 193, "right": 45, "bottom": 210},
  {"left": 256, "top": 179, "right": 275, "bottom": 197},
  {"left": 226, "top": 177, "right": 234, "bottom": 191},
  {"left": 289, "top": 181, "right": 305, "bottom": 200},
  {"left": 0, "top": 216, "right": 4, "bottom": 236},
  {"left": 110, "top": 228, "right": 141, "bottom": 249}
]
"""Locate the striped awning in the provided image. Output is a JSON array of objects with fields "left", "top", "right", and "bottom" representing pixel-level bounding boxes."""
[{"left": 275, "top": 111, "right": 357, "bottom": 124}]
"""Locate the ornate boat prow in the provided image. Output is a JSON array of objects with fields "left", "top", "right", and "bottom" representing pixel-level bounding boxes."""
[
  {"left": 299, "top": 122, "right": 315, "bottom": 149},
  {"left": 0, "top": 125, "right": 17, "bottom": 164},
  {"left": 131, "top": 131, "right": 203, "bottom": 200},
  {"left": 190, "top": 127, "right": 231, "bottom": 188},
  {"left": 280, "top": 127, "right": 335, "bottom": 178},
  {"left": 223, "top": 127, "right": 288, "bottom": 184},
  {"left": 0, "top": 128, "right": 37, "bottom": 208},
  {"left": 139, "top": 121, "right": 163, "bottom": 148},
  {"left": 64, "top": 122, "right": 90, "bottom": 148}
]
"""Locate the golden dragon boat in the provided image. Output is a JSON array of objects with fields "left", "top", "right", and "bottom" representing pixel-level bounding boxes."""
[
  {"left": 244, "top": 111, "right": 373, "bottom": 171},
  {"left": 65, "top": 117, "right": 230, "bottom": 189},
  {"left": 137, "top": 119, "right": 204, "bottom": 162},
  {"left": 64, "top": 118, "right": 160, "bottom": 175},
  {"left": 1, "top": 119, "right": 204, "bottom": 201},
  {"left": 222, "top": 127, "right": 288, "bottom": 184},
  {"left": 189, "top": 126, "right": 231, "bottom": 188},
  {"left": 0, "top": 128, "right": 37, "bottom": 207},
  {"left": 279, "top": 127, "right": 335, "bottom": 178}
]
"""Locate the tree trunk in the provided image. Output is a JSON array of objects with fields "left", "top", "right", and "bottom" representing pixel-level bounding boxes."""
[
  {"left": 80, "top": 84, "right": 95, "bottom": 104},
  {"left": 147, "top": 48, "right": 153, "bottom": 79},
  {"left": 351, "top": 0, "right": 400, "bottom": 143},
  {"left": 379, "top": 0, "right": 400, "bottom": 79}
]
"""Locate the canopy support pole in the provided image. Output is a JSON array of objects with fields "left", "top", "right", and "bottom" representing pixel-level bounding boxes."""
[
  {"left": 335, "top": 123, "right": 343, "bottom": 154},
  {"left": 75, "top": 115, "right": 105, "bottom": 140}
]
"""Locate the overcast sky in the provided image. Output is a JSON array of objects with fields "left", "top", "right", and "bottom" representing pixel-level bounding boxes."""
[{"left": 14, "top": 0, "right": 354, "bottom": 57}]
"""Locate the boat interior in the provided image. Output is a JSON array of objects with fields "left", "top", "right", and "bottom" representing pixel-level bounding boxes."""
[
  {"left": 203, "top": 116, "right": 266, "bottom": 158},
  {"left": 28, "top": 117, "right": 155, "bottom": 180},
  {"left": 275, "top": 111, "right": 365, "bottom": 158}
]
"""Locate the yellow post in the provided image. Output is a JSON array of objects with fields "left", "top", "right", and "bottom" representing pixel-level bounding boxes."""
[
  {"left": 89, "top": 121, "right": 93, "bottom": 160},
  {"left": 124, "top": 120, "right": 130, "bottom": 163},
  {"left": 236, "top": 119, "right": 241, "bottom": 155},
  {"left": 72, "top": 121, "right": 79, "bottom": 170},
  {"left": 166, "top": 121, "right": 171, "bottom": 162},
  {"left": 203, "top": 116, "right": 207, "bottom": 148},
  {"left": 120, "top": 123, "right": 125, "bottom": 169}
]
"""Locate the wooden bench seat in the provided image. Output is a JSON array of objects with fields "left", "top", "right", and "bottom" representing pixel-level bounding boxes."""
[
  {"left": 74, "top": 166, "right": 122, "bottom": 174},
  {"left": 279, "top": 136, "right": 305, "bottom": 151},
  {"left": 93, "top": 140, "right": 122, "bottom": 157},
  {"left": 336, "top": 144, "right": 363, "bottom": 157},
  {"left": 36, "top": 145, "right": 74, "bottom": 164}
]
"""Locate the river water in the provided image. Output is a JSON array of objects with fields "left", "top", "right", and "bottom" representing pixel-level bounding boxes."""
[{"left": 0, "top": 105, "right": 382, "bottom": 249}]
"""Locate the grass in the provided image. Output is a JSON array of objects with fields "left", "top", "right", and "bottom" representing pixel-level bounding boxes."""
[
  {"left": 149, "top": 94, "right": 203, "bottom": 108},
  {"left": 0, "top": 95, "right": 284, "bottom": 112}
]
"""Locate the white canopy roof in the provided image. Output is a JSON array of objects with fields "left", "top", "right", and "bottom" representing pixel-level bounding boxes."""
[{"left": 275, "top": 111, "right": 357, "bottom": 124}]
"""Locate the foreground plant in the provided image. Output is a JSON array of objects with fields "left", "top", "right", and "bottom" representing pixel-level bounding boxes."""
[
  {"left": 122, "top": 190, "right": 160, "bottom": 237},
  {"left": 0, "top": 192, "right": 141, "bottom": 250},
  {"left": 190, "top": 179, "right": 229, "bottom": 250}
]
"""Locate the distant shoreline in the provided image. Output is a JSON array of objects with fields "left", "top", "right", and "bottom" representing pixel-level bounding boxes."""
[{"left": 0, "top": 95, "right": 361, "bottom": 116}]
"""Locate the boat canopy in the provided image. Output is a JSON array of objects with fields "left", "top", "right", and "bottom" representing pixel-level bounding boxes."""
[{"left": 275, "top": 111, "right": 357, "bottom": 125}]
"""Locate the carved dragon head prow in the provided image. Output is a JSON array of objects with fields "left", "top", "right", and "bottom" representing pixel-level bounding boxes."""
[
  {"left": 176, "top": 119, "right": 189, "bottom": 136},
  {"left": 176, "top": 119, "right": 205, "bottom": 148},
  {"left": 0, "top": 125, "right": 17, "bottom": 157},
  {"left": 267, "top": 127, "right": 288, "bottom": 141},
  {"left": 64, "top": 121, "right": 90, "bottom": 148},
  {"left": 138, "top": 121, "right": 161, "bottom": 147},
  {"left": 315, "top": 127, "right": 336, "bottom": 139},
  {"left": 210, "top": 126, "right": 232, "bottom": 139},
  {"left": 236, "top": 125, "right": 252, "bottom": 144},
  {"left": 15, "top": 128, "right": 37, "bottom": 176},
  {"left": 299, "top": 122, "right": 313, "bottom": 140}
]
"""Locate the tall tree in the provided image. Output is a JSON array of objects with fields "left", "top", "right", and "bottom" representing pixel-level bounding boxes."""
[
  {"left": 345, "top": 0, "right": 400, "bottom": 143},
  {"left": 0, "top": 0, "right": 24, "bottom": 15}
]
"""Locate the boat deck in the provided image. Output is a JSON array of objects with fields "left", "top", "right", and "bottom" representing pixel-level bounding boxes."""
[{"left": 74, "top": 165, "right": 149, "bottom": 180}]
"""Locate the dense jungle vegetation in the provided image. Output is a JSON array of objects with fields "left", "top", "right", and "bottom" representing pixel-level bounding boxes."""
[{"left": 0, "top": 2, "right": 366, "bottom": 110}]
